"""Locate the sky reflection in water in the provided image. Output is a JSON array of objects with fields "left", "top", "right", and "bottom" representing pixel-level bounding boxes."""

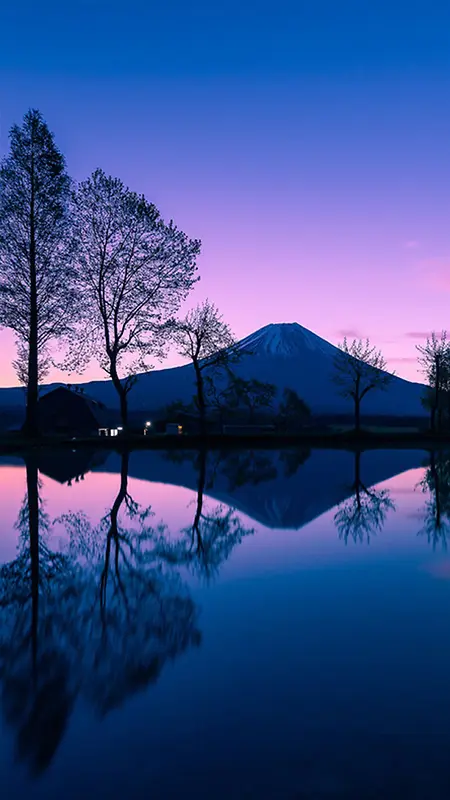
[{"left": 1, "top": 447, "right": 450, "bottom": 798}]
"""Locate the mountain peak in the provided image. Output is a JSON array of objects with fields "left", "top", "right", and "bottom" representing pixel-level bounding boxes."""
[{"left": 237, "top": 321, "right": 338, "bottom": 359}]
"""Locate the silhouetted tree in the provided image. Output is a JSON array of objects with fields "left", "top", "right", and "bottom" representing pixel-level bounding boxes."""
[
  {"left": 226, "top": 376, "right": 277, "bottom": 423},
  {"left": 170, "top": 300, "right": 238, "bottom": 435},
  {"left": 333, "top": 338, "right": 393, "bottom": 433},
  {"left": 334, "top": 451, "right": 396, "bottom": 544},
  {"left": 0, "top": 110, "right": 75, "bottom": 436},
  {"left": 416, "top": 331, "right": 450, "bottom": 432},
  {"left": 417, "top": 452, "right": 450, "bottom": 549},
  {"left": 278, "top": 387, "right": 311, "bottom": 431},
  {"left": 71, "top": 169, "right": 200, "bottom": 426}
]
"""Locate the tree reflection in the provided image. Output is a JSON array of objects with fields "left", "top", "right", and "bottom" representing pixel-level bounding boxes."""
[
  {"left": 156, "top": 448, "right": 254, "bottom": 580},
  {"left": 0, "top": 455, "right": 78, "bottom": 775},
  {"left": 417, "top": 452, "right": 450, "bottom": 550},
  {"left": 0, "top": 451, "right": 201, "bottom": 775},
  {"left": 334, "top": 451, "right": 395, "bottom": 544},
  {"left": 220, "top": 449, "right": 278, "bottom": 490},
  {"left": 59, "top": 451, "right": 201, "bottom": 715}
]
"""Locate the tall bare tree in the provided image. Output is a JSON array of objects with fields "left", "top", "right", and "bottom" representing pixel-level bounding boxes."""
[
  {"left": 333, "top": 337, "right": 393, "bottom": 432},
  {"left": 416, "top": 331, "right": 450, "bottom": 432},
  {"left": 171, "top": 300, "right": 237, "bottom": 435},
  {"left": 0, "top": 109, "right": 75, "bottom": 436},
  {"left": 72, "top": 169, "right": 200, "bottom": 425}
]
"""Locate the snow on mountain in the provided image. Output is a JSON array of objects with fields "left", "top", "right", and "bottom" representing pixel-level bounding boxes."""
[
  {"left": 0, "top": 322, "right": 427, "bottom": 417},
  {"left": 238, "top": 322, "right": 339, "bottom": 359}
]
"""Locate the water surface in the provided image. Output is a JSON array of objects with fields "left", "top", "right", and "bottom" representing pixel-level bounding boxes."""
[{"left": 1, "top": 447, "right": 450, "bottom": 798}]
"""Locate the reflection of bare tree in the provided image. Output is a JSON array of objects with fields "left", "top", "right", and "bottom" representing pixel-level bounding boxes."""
[
  {"left": 220, "top": 450, "right": 278, "bottom": 491},
  {"left": 59, "top": 451, "right": 201, "bottom": 715},
  {"left": 0, "top": 455, "right": 78, "bottom": 775},
  {"left": 334, "top": 451, "right": 395, "bottom": 544},
  {"left": 0, "top": 451, "right": 201, "bottom": 775},
  {"left": 156, "top": 448, "right": 254, "bottom": 580},
  {"left": 417, "top": 452, "right": 450, "bottom": 550}
]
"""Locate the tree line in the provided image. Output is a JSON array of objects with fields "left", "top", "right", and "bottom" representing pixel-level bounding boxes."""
[{"left": 0, "top": 109, "right": 446, "bottom": 437}]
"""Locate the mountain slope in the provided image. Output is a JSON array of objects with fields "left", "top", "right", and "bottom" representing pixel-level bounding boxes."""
[{"left": 0, "top": 322, "right": 426, "bottom": 417}]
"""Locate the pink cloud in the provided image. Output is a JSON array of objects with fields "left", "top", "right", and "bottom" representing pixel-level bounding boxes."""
[
  {"left": 404, "top": 331, "right": 431, "bottom": 339},
  {"left": 336, "top": 328, "right": 363, "bottom": 339},
  {"left": 404, "top": 240, "right": 419, "bottom": 249},
  {"left": 390, "top": 356, "right": 418, "bottom": 363}
]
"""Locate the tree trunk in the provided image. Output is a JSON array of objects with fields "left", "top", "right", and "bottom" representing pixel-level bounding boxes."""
[
  {"left": 430, "top": 406, "right": 436, "bottom": 433},
  {"left": 192, "top": 447, "right": 207, "bottom": 552},
  {"left": 110, "top": 359, "right": 128, "bottom": 427},
  {"left": 194, "top": 360, "right": 206, "bottom": 436},
  {"left": 430, "top": 451, "right": 441, "bottom": 530},
  {"left": 25, "top": 148, "right": 39, "bottom": 438},
  {"left": 354, "top": 397, "right": 361, "bottom": 433},
  {"left": 435, "top": 358, "right": 441, "bottom": 432},
  {"left": 26, "top": 454, "right": 40, "bottom": 679},
  {"left": 100, "top": 450, "right": 129, "bottom": 609}
]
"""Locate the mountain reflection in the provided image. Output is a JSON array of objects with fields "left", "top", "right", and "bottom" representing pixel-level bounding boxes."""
[
  {"left": 417, "top": 452, "right": 450, "bottom": 550},
  {"left": 0, "top": 452, "right": 201, "bottom": 775},
  {"left": 333, "top": 450, "right": 396, "bottom": 544}
]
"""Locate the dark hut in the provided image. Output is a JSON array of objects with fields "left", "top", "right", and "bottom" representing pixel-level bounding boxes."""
[{"left": 37, "top": 386, "right": 115, "bottom": 436}]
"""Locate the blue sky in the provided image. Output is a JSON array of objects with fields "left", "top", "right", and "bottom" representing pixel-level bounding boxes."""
[{"left": 1, "top": 1, "right": 450, "bottom": 384}]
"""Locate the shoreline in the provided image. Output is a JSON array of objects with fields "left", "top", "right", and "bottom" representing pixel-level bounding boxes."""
[{"left": 0, "top": 430, "right": 449, "bottom": 453}]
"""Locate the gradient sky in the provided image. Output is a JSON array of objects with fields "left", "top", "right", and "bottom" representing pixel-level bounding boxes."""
[{"left": 1, "top": 0, "right": 450, "bottom": 385}]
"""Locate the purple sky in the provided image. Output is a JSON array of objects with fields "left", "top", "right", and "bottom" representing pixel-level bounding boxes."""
[{"left": 1, "top": 2, "right": 450, "bottom": 385}]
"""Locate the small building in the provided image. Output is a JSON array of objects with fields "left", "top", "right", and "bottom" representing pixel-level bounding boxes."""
[
  {"left": 165, "top": 422, "right": 183, "bottom": 435},
  {"left": 37, "top": 386, "right": 116, "bottom": 437}
]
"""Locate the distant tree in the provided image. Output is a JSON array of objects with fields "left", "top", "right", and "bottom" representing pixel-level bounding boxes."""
[
  {"left": 227, "top": 376, "right": 277, "bottom": 423},
  {"left": 0, "top": 110, "right": 75, "bottom": 436},
  {"left": 278, "top": 387, "right": 311, "bottom": 431},
  {"left": 333, "top": 338, "right": 393, "bottom": 433},
  {"left": 334, "top": 450, "right": 396, "bottom": 544},
  {"left": 164, "top": 398, "right": 196, "bottom": 419},
  {"left": 72, "top": 169, "right": 200, "bottom": 426},
  {"left": 416, "top": 331, "right": 450, "bottom": 432},
  {"left": 170, "top": 300, "right": 237, "bottom": 435}
]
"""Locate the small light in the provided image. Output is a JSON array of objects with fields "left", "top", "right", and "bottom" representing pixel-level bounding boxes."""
[
  {"left": 117, "top": 426, "right": 123, "bottom": 431},
  {"left": 145, "top": 421, "right": 151, "bottom": 427}
]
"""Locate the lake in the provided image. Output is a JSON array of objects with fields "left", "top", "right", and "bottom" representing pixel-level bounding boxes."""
[{"left": 1, "top": 446, "right": 450, "bottom": 798}]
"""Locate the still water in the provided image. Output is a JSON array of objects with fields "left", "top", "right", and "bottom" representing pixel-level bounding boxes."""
[{"left": 1, "top": 447, "right": 450, "bottom": 798}]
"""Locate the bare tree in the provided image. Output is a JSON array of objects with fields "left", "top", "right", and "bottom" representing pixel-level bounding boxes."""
[
  {"left": 0, "top": 109, "right": 75, "bottom": 436},
  {"left": 170, "top": 300, "right": 237, "bottom": 435},
  {"left": 416, "top": 331, "right": 450, "bottom": 432},
  {"left": 72, "top": 169, "right": 200, "bottom": 426},
  {"left": 333, "top": 337, "right": 393, "bottom": 433}
]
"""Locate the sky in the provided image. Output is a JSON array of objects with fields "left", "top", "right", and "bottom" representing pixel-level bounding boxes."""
[{"left": 1, "top": 0, "right": 450, "bottom": 384}]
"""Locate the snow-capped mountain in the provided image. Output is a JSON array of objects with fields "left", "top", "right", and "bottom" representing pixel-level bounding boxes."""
[{"left": 0, "top": 322, "right": 426, "bottom": 417}]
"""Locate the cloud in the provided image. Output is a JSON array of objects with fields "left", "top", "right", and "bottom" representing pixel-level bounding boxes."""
[
  {"left": 404, "top": 240, "right": 419, "bottom": 249},
  {"left": 390, "top": 356, "right": 417, "bottom": 363},
  {"left": 336, "top": 328, "right": 362, "bottom": 339},
  {"left": 404, "top": 331, "right": 431, "bottom": 339}
]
